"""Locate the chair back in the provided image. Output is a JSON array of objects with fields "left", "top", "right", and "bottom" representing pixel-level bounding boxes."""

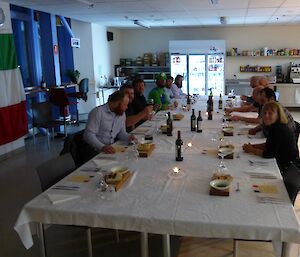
[
  {"left": 32, "top": 102, "right": 53, "bottom": 127},
  {"left": 36, "top": 153, "right": 76, "bottom": 191},
  {"left": 283, "top": 162, "right": 300, "bottom": 205},
  {"left": 48, "top": 88, "right": 70, "bottom": 107},
  {"left": 78, "top": 78, "right": 89, "bottom": 94}
]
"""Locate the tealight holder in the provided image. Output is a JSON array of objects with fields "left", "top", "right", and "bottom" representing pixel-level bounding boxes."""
[{"left": 168, "top": 166, "right": 186, "bottom": 179}]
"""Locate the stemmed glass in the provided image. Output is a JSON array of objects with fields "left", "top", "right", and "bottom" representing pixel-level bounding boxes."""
[
  {"left": 95, "top": 168, "right": 116, "bottom": 200},
  {"left": 218, "top": 152, "right": 227, "bottom": 170}
]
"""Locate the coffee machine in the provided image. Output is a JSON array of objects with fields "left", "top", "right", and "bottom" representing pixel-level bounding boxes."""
[{"left": 290, "top": 62, "right": 300, "bottom": 83}]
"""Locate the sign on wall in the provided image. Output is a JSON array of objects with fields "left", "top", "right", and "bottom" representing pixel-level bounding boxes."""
[{"left": 71, "top": 38, "right": 80, "bottom": 48}]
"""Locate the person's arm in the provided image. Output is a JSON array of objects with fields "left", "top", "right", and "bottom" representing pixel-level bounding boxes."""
[
  {"left": 126, "top": 106, "right": 153, "bottom": 127},
  {"left": 225, "top": 105, "right": 257, "bottom": 113},
  {"left": 231, "top": 116, "right": 261, "bottom": 124},
  {"left": 117, "top": 114, "right": 131, "bottom": 142},
  {"left": 171, "top": 85, "right": 179, "bottom": 98},
  {"left": 242, "top": 143, "right": 264, "bottom": 156},
  {"left": 83, "top": 108, "right": 105, "bottom": 151},
  {"left": 249, "top": 124, "right": 262, "bottom": 135}
]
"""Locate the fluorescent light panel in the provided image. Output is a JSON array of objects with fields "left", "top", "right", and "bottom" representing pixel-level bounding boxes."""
[{"left": 133, "top": 19, "right": 150, "bottom": 28}]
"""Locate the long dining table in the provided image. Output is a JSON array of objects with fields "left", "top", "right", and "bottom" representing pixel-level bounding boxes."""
[{"left": 14, "top": 97, "right": 300, "bottom": 257}]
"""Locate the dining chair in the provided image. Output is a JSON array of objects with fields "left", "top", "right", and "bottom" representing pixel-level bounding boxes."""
[
  {"left": 31, "top": 102, "right": 65, "bottom": 149},
  {"left": 233, "top": 161, "right": 300, "bottom": 257},
  {"left": 48, "top": 87, "right": 77, "bottom": 136},
  {"left": 36, "top": 153, "right": 93, "bottom": 257}
]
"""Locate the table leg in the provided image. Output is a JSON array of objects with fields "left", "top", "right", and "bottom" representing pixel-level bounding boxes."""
[
  {"left": 162, "top": 234, "right": 171, "bottom": 257},
  {"left": 86, "top": 228, "right": 93, "bottom": 257},
  {"left": 140, "top": 232, "right": 149, "bottom": 257},
  {"left": 37, "top": 223, "right": 46, "bottom": 257},
  {"left": 281, "top": 242, "right": 290, "bottom": 257}
]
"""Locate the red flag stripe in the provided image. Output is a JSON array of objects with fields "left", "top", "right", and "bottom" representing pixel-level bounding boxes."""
[{"left": 0, "top": 101, "right": 28, "bottom": 145}]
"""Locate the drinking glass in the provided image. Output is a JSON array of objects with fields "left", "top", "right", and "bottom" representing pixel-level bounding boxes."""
[{"left": 218, "top": 152, "right": 227, "bottom": 170}]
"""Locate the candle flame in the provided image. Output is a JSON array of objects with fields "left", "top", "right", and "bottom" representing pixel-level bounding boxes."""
[
  {"left": 173, "top": 167, "right": 179, "bottom": 173},
  {"left": 187, "top": 142, "right": 192, "bottom": 147}
]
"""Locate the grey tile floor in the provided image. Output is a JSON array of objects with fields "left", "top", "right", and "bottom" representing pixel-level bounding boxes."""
[{"left": 1, "top": 111, "right": 300, "bottom": 257}]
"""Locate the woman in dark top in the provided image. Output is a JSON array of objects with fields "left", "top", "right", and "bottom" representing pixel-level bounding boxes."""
[{"left": 243, "top": 101, "right": 299, "bottom": 172}]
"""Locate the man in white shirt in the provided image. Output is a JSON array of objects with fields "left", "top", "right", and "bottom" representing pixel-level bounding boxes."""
[
  {"left": 171, "top": 74, "right": 186, "bottom": 98},
  {"left": 84, "top": 90, "right": 134, "bottom": 154},
  {"left": 164, "top": 76, "right": 174, "bottom": 100}
]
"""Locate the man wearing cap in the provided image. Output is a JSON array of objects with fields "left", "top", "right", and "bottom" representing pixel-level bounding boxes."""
[{"left": 148, "top": 72, "right": 170, "bottom": 110}]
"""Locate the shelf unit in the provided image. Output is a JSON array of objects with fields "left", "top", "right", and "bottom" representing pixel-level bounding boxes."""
[{"left": 115, "top": 65, "right": 170, "bottom": 82}]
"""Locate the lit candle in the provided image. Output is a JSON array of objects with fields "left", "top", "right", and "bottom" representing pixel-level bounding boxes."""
[
  {"left": 187, "top": 142, "right": 192, "bottom": 148},
  {"left": 173, "top": 167, "right": 180, "bottom": 173},
  {"left": 205, "top": 112, "right": 208, "bottom": 116}
]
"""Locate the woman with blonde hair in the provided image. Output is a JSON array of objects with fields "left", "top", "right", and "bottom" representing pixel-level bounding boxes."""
[{"left": 243, "top": 101, "right": 298, "bottom": 172}]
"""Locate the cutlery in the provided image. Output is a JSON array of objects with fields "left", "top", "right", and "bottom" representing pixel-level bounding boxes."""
[
  {"left": 248, "top": 160, "right": 269, "bottom": 166},
  {"left": 52, "top": 187, "right": 79, "bottom": 191},
  {"left": 54, "top": 185, "right": 80, "bottom": 189}
]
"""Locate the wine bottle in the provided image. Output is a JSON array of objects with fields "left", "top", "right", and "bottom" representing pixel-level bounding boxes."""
[
  {"left": 218, "top": 93, "right": 223, "bottom": 110},
  {"left": 190, "top": 109, "right": 196, "bottom": 131},
  {"left": 175, "top": 130, "right": 183, "bottom": 161},
  {"left": 197, "top": 111, "right": 203, "bottom": 133},
  {"left": 166, "top": 112, "right": 173, "bottom": 136},
  {"left": 208, "top": 109, "right": 213, "bottom": 120},
  {"left": 186, "top": 94, "right": 191, "bottom": 111}
]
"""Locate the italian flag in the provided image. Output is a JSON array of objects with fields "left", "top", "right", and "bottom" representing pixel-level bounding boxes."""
[{"left": 0, "top": 5, "right": 28, "bottom": 145}]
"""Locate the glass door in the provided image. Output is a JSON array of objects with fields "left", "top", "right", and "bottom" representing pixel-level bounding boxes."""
[
  {"left": 170, "top": 54, "right": 188, "bottom": 94},
  {"left": 207, "top": 54, "right": 224, "bottom": 95},
  {"left": 188, "top": 55, "right": 206, "bottom": 95}
]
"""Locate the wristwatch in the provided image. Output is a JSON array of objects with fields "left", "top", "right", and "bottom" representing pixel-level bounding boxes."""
[{"left": 0, "top": 8, "right": 5, "bottom": 27}]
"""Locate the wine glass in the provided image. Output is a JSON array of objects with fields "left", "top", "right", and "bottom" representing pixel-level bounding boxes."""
[{"left": 218, "top": 152, "right": 227, "bottom": 170}]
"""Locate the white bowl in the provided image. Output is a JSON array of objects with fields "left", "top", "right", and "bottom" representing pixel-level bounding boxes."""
[
  {"left": 110, "top": 166, "right": 129, "bottom": 174},
  {"left": 218, "top": 147, "right": 234, "bottom": 156},
  {"left": 210, "top": 179, "right": 231, "bottom": 190},
  {"left": 222, "top": 127, "right": 233, "bottom": 133}
]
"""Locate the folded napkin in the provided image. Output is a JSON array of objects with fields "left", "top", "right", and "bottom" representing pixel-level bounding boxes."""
[
  {"left": 245, "top": 167, "right": 277, "bottom": 179},
  {"left": 46, "top": 193, "right": 80, "bottom": 205},
  {"left": 93, "top": 159, "right": 118, "bottom": 168}
]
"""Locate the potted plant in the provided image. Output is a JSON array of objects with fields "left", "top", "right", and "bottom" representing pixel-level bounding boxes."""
[{"left": 66, "top": 69, "right": 80, "bottom": 83}]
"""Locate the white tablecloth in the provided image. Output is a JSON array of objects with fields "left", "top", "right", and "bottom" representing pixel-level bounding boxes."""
[{"left": 14, "top": 98, "right": 300, "bottom": 256}]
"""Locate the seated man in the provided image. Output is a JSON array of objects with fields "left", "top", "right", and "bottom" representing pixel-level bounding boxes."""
[
  {"left": 84, "top": 90, "right": 135, "bottom": 154},
  {"left": 165, "top": 76, "right": 178, "bottom": 108},
  {"left": 132, "top": 78, "right": 148, "bottom": 113},
  {"left": 241, "top": 76, "right": 269, "bottom": 103},
  {"left": 148, "top": 72, "right": 170, "bottom": 110},
  {"left": 249, "top": 87, "right": 296, "bottom": 136},
  {"left": 226, "top": 85, "right": 263, "bottom": 115},
  {"left": 171, "top": 74, "right": 186, "bottom": 99},
  {"left": 120, "top": 84, "right": 153, "bottom": 132}
]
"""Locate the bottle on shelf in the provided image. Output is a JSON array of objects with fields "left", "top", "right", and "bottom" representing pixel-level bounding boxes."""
[
  {"left": 197, "top": 111, "right": 203, "bottom": 133},
  {"left": 190, "top": 109, "right": 196, "bottom": 132},
  {"left": 175, "top": 130, "right": 183, "bottom": 161},
  {"left": 218, "top": 93, "right": 223, "bottom": 110},
  {"left": 166, "top": 111, "right": 173, "bottom": 136}
]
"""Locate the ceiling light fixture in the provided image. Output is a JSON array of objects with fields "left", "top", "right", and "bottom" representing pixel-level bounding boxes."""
[
  {"left": 211, "top": 0, "right": 219, "bottom": 5},
  {"left": 134, "top": 19, "right": 150, "bottom": 29},
  {"left": 220, "top": 16, "right": 227, "bottom": 25}
]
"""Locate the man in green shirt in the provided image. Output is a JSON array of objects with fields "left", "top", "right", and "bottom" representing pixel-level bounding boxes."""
[{"left": 148, "top": 72, "right": 170, "bottom": 110}]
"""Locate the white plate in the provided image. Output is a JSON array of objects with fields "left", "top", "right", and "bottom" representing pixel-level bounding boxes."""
[
  {"left": 210, "top": 179, "right": 231, "bottom": 190},
  {"left": 218, "top": 147, "right": 234, "bottom": 155}
]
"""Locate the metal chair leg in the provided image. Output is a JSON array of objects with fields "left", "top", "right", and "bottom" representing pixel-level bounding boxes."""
[
  {"left": 33, "top": 127, "right": 36, "bottom": 145},
  {"left": 115, "top": 229, "right": 120, "bottom": 243},
  {"left": 46, "top": 129, "right": 50, "bottom": 149},
  {"left": 86, "top": 228, "right": 93, "bottom": 257}
]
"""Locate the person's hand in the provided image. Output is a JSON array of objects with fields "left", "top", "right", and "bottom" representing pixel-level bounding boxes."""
[
  {"left": 243, "top": 143, "right": 254, "bottom": 153},
  {"left": 142, "top": 106, "right": 153, "bottom": 120},
  {"left": 173, "top": 101, "right": 178, "bottom": 108},
  {"left": 101, "top": 145, "right": 116, "bottom": 154},
  {"left": 248, "top": 128, "right": 257, "bottom": 135},
  {"left": 153, "top": 104, "right": 161, "bottom": 112},
  {"left": 224, "top": 108, "right": 233, "bottom": 114},
  {"left": 231, "top": 115, "right": 241, "bottom": 121},
  {"left": 240, "top": 95, "right": 247, "bottom": 101}
]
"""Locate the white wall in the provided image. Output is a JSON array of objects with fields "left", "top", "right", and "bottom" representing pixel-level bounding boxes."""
[{"left": 119, "top": 25, "right": 300, "bottom": 79}]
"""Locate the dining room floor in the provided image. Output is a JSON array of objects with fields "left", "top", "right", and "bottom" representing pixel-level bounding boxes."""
[{"left": 1, "top": 111, "right": 300, "bottom": 257}]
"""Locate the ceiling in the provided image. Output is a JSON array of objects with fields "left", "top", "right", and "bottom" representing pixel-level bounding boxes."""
[{"left": 5, "top": 0, "right": 300, "bottom": 28}]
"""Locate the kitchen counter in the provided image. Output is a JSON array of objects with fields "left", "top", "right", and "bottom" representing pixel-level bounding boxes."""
[{"left": 276, "top": 83, "right": 300, "bottom": 107}]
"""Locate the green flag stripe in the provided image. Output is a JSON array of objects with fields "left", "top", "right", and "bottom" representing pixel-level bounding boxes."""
[{"left": 0, "top": 34, "right": 18, "bottom": 70}]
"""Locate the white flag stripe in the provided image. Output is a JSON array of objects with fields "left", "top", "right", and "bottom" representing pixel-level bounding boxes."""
[{"left": 0, "top": 69, "right": 25, "bottom": 108}]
